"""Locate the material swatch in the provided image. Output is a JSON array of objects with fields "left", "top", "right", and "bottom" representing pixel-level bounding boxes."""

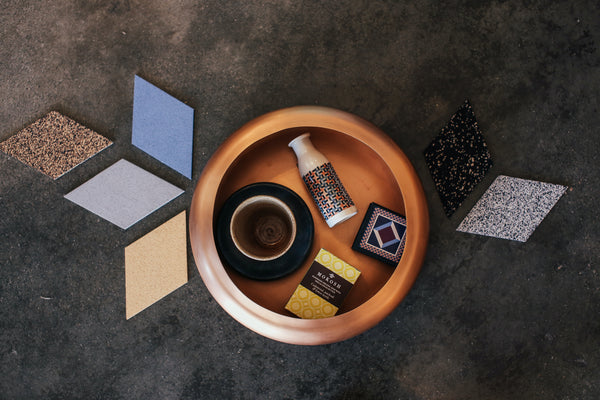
[
  {"left": 132, "top": 75, "right": 194, "bottom": 179},
  {"left": 125, "top": 211, "right": 188, "bottom": 319},
  {"left": 456, "top": 175, "right": 567, "bottom": 242},
  {"left": 64, "top": 159, "right": 184, "bottom": 229},
  {"left": 0, "top": 111, "right": 112, "bottom": 179},
  {"left": 352, "top": 202, "right": 407, "bottom": 266},
  {"left": 424, "top": 100, "right": 493, "bottom": 217}
]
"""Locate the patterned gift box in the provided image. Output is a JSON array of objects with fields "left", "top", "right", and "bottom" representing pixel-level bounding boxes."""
[{"left": 352, "top": 202, "right": 407, "bottom": 266}]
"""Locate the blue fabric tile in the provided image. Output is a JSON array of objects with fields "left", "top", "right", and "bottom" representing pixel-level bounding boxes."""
[{"left": 132, "top": 75, "right": 194, "bottom": 179}]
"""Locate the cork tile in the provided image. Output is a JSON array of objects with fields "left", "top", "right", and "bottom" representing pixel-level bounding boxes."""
[
  {"left": 424, "top": 100, "right": 493, "bottom": 217},
  {"left": 132, "top": 75, "right": 194, "bottom": 179},
  {"left": 0, "top": 111, "right": 112, "bottom": 179},
  {"left": 64, "top": 159, "right": 184, "bottom": 229},
  {"left": 125, "top": 211, "right": 188, "bottom": 319},
  {"left": 457, "top": 175, "right": 567, "bottom": 242}
]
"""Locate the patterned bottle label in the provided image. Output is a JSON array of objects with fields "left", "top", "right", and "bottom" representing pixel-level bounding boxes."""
[{"left": 302, "top": 162, "right": 355, "bottom": 221}]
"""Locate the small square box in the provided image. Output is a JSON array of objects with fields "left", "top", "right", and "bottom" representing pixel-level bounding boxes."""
[{"left": 352, "top": 202, "right": 407, "bottom": 266}]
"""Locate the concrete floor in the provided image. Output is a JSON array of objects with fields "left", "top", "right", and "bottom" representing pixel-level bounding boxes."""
[{"left": 1, "top": 1, "right": 599, "bottom": 399}]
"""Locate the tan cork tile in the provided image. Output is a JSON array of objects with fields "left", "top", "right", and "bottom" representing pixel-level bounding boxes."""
[{"left": 125, "top": 211, "right": 188, "bottom": 320}]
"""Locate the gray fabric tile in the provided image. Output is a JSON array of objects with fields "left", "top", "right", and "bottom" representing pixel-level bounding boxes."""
[{"left": 64, "top": 159, "right": 184, "bottom": 229}]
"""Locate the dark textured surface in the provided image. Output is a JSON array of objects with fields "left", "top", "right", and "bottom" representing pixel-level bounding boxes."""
[
  {"left": 424, "top": 100, "right": 493, "bottom": 217},
  {"left": 1, "top": 1, "right": 599, "bottom": 399}
]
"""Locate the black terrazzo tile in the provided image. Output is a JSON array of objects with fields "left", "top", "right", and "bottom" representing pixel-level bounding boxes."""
[{"left": 424, "top": 100, "right": 493, "bottom": 217}]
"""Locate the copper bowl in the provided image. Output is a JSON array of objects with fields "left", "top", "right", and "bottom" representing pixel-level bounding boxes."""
[{"left": 189, "top": 106, "right": 429, "bottom": 345}]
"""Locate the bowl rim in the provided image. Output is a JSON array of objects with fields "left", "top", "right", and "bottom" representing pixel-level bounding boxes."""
[{"left": 189, "top": 105, "right": 429, "bottom": 345}]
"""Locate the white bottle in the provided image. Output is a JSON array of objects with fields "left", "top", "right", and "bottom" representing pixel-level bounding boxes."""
[{"left": 288, "top": 133, "right": 357, "bottom": 228}]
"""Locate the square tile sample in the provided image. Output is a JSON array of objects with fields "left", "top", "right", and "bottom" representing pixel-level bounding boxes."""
[
  {"left": 125, "top": 211, "right": 188, "bottom": 319},
  {"left": 352, "top": 202, "right": 407, "bottom": 266},
  {"left": 457, "top": 175, "right": 567, "bottom": 242},
  {"left": 64, "top": 159, "right": 184, "bottom": 229},
  {"left": 424, "top": 100, "right": 493, "bottom": 217},
  {"left": 0, "top": 111, "right": 112, "bottom": 179},
  {"left": 132, "top": 75, "right": 194, "bottom": 179}
]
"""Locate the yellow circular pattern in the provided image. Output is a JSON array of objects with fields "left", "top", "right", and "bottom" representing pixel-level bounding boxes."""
[
  {"left": 315, "top": 249, "right": 360, "bottom": 284},
  {"left": 284, "top": 285, "right": 339, "bottom": 319}
]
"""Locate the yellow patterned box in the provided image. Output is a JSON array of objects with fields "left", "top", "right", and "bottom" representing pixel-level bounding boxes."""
[{"left": 285, "top": 248, "right": 361, "bottom": 319}]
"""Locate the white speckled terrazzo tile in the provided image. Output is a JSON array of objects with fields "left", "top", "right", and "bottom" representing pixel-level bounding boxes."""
[{"left": 456, "top": 175, "right": 567, "bottom": 242}]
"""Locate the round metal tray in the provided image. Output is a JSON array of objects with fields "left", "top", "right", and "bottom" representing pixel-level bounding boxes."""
[{"left": 189, "top": 106, "right": 429, "bottom": 345}]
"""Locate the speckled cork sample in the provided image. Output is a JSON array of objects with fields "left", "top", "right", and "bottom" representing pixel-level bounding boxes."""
[
  {"left": 457, "top": 175, "right": 567, "bottom": 242},
  {"left": 424, "top": 100, "right": 493, "bottom": 217},
  {"left": 0, "top": 111, "right": 112, "bottom": 179},
  {"left": 125, "top": 211, "right": 188, "bottom": 319}
]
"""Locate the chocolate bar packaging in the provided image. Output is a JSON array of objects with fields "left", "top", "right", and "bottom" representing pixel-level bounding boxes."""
[{"left": 285, "top": 248, "right": 360, "bottom": 319}]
